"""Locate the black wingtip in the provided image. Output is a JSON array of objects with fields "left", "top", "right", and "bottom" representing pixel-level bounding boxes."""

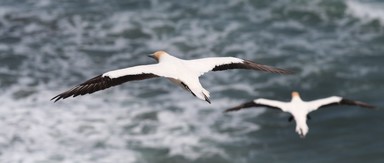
[
  {"left": 225, "top": 101, "right": 259, "bottom": 113},
  {"left": 51, "top": 95, "right": 62, "bottom": 103},
  {"left": 206, "top": 99, "right": 211, "bottom": 104},
  {"left": 243, "top": 60, "right": 295, "bottom": 75},
  {"left": 341, "top": 99, "right": 376, "bottom": 109},
  {"left": 274, "top": 69, "right": 295, "bottom": 75},
  {"left": 224, "top": 109, "right": 234, "bottom": 113},
  {"left": 224, "top": 107, "right": 241, "bottom": 113},
  {"left": 204, "top": 94, "right": 211, "bottom": 104},
  {"left": 282, "top": 69, "right": 295, "bottom": 75}
]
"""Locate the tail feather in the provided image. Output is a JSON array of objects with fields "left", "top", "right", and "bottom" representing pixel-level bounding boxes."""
[
  {"left": 180, "top": 80, "right": 210, "bottom": 103},
  {"left": 203, "top": 92, "right": 211, "bottom": 104}
]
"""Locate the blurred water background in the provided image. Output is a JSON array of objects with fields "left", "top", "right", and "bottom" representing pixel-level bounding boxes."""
[{"left": 0, "top": 0, "right": 383, "bottom": 162}]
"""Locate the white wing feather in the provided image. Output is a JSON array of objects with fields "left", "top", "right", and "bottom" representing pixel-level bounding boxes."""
[
  {"left": 184, "top": 57, "right": 244, "bottom": 76},
  {"left": 255, "top": 98, "right": 288, "bottom": 111},
  {"left": 103, "top": 64, "right": 174, "bottom": 79},
  {"left": 307, "top": 96, "right": 342, "bottom": 112}
]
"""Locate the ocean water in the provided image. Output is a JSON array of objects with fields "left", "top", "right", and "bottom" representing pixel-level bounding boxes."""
[{"left": 0, "top": 0, "right": 383, "bottom": 162}]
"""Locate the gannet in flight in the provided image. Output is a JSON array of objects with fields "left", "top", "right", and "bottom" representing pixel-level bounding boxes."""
[
  {"left": 225, "top": 91, "right": 375, "bottom": 138},
  {"left": 51, "top": 51, "right": 292, "bottom": 103}
]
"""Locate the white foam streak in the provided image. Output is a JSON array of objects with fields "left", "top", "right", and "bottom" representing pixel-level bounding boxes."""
[
  {"left": 120, "top": 93, "right": 261, "bottom": 160},
  {"left": 346, "top": 0, "right": 384, "bottom": 25},
  {"left": 0, "top": 85, "right": 142, "bottom": 162}
]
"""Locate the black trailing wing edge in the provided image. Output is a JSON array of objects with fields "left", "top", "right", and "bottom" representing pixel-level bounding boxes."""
[
  {"left": 340, "top": 99, "right": 375, "bottom": 109},
  {"left": 212, "top": 60, "right": 293, "bottom": 74},
  {"left": 51, "top": 73, "right": 159, "bottom": 102},
  {"left": 225, "top": 101, "right": 281, "bottom": 112}
]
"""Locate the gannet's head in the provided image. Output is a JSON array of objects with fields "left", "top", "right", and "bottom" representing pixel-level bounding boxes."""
[
  {"left": 148, "top": 51, "right": 169, "bottom": 62},
  {"left": 291, "top": 91, "right": 302, "bottom": 102},
  {"left": 291, "top": 91, "right": 300, "bottom": 98}
]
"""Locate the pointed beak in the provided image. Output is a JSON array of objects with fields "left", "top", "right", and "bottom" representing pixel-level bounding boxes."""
[{"left": 148, "top": 54, "right": 155, "bottom": 58}]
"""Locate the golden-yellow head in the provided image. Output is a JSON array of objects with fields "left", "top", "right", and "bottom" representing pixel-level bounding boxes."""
[
  {"left": 291, "top": 91, "right": 300, "bottom": 98},
  {"left": 149, "top": 51, "right": 168, "bottom": 61}
]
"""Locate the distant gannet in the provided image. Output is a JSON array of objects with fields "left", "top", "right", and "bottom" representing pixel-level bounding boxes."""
[
  {"left": 52, "top": 51, "right": 292, "bottom": 103},
  {"left": 225, "top": 91, "right": 375, "bottom": 138}
]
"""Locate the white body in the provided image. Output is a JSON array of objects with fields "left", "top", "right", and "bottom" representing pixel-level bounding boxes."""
[
  {"left": 103, "top": 54, "right": 243, "bottom": 102},
  {"left": 254, "top": 96, "right": 347, "bottom": 137}
]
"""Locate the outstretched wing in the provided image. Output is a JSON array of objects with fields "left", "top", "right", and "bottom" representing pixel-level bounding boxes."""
[
  {"left": 51, "top": 65, "right": 162, "bottom": 102},
  {"left": 225, "top": 98, "right": 287, "bottom": 112},
  {"left": 308, "top": 96, "right": 375, "bottom": 112},
  {"left": 185, "top": 57, "right": 293, "bottom": 76}
]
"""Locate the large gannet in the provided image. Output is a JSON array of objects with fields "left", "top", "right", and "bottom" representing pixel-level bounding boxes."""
[
  {"left": 52, "top": 51, "right": 292, "bottom": 103},
  {"left": 225, "top": 91, "right": 375, "bottom": 138}
]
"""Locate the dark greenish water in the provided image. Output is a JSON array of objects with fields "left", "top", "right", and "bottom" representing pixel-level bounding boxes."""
[{"left": 0, "top": 0, "right": 383, "bottom": 162}]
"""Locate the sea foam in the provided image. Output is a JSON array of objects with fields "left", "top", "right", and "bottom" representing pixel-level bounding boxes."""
[{"left": 346, "top": 0, "right": 384, "bottom": 25}]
